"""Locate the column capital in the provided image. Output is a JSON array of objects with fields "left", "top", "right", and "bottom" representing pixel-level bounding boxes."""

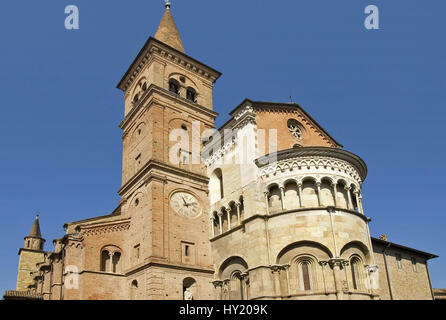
[
  {"left": 270, "top": 265, "right": 282, "bottom": 274},
  {"left": 365, "top": 265, "right": 379, "bottom": 273},
  {"left": 235, "top": 202, "right": 241, "bottom": 208},
  {"left": 212, "top": 280, "right": 223, "bottom": 288},
  {"left": 217, "top": 211, "right": 223, "bottom": 217},
  {"left": 328, "top": 258, "right": 346, "bottom": 268},
  {"left": 344, "top": 186, "right": 352, "bottom": 191}
]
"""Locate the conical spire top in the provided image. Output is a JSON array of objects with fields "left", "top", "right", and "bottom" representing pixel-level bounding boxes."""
[
  {"left": 28, "top": 213, "right": 42, "bottom": 238},
  {"left": 155, "top": 1, "right": 185, "bottom": 53}
]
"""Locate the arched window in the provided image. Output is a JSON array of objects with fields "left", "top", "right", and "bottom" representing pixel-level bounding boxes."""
[
  {"left": 350, "top": 187, "right": 359, "bottom": 211},
  {"left": 239, "top": 196, "right": 245, "bottom": 221},
  {"left": 130, "top": 280, "right": 138, "bottom": 300},
  {"left": 169, "top": 79, "right": 180, "bottom": 94},
  {"left": 186, "top": 87, "right": 197, "bottom": 102},
  {"left": 350, "top": 256, "right": 363, "bottom": 290},
  {"left": 183, "top": 277, "right": 197, "bottom": 300},
  {"left": 210, "top": 169, "right": 224, "bottom": 203},
  {"left": 293, "top": 256, "right": 316, "bottom": 292},
  {"left": 301, "top": 261, "right": 312, "bottom": 291},
  {"left": 230, "top": 272, "right": 244, "bottom": 300},
  {"left": 100, "top": 250, "right": 110, "bottom": 272},
  {"left": 112, "top": 252, "right": 121, "bottom": 273},
  {"left": 100, "top": 246, "right": 122, "bottom": 273},
  {"left": 132, "top": 78, "right": 147, "bottom": 105}
]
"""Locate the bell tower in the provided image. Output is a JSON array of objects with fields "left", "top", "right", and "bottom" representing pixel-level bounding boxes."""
[
  {"left": 117, "top": 2, "right": 221, "bottom": 299},
  {"left": 16, "top": 214, "right": 46, "bottom": 291}
]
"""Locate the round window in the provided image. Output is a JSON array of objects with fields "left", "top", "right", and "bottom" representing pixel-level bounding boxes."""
[{"left": 287, "top": 119, "right": 303, "bottom": 139}]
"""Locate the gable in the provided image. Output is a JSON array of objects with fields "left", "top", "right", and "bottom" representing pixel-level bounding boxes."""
[{"left": 252, "top": 102, "right": 341, "bottom": 152}]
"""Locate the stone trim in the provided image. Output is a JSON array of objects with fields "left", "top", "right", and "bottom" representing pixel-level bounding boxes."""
[
  {"left": 256, "top": 147, "right": 367, "bottom": 181},
  {"left": 118, "top": 159, "right": 209, "bottom": 196},
  {"left": 80, "top": 221, "right": 131, "bottom": 237},
  {"left": 125, "top": 261, "right": 215, "bottom": 277},
  {"left": 117, "top": 37, "right": 221, "bottom": 92},
  {"left": 210, "top": 207, "right": 369, "bottom": 242},
  {"left": 120, "top": 83, "right": 218, "bottom": 132}
]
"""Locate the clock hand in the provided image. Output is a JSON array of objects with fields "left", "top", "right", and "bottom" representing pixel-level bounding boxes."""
[{"left": 182, "top": 196, "right": 190, "bottom": 207}]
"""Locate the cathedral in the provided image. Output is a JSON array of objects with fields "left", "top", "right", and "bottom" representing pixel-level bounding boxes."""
[{"left": 3, "top": 3, "right": 438, "bottom": 300}]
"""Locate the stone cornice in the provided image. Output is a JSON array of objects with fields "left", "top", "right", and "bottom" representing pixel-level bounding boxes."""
[
  {"left": 256, "top": 147, "right": 367, "bottom": 181},
  {"left": 119, "top": 84, "right": 218, "bottom": 133},
  {"left": 118, "top": 159, "right": 209, "bottom": 196},
  {"left": 79, "top": 220, "right": 131, "bottom": 237},
  {"left": 17, "top": 248, "right": 46, "bottom": 256},
  {"left": 117, "top": 37, "right": 222, "bottom": 92},
  {"left": 125, "top": 260, "right": 214, "bottom": 277}
]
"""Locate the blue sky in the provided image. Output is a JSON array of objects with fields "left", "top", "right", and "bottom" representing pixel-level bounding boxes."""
[{"left": 0, "top": 0, "right": 445, "bottom": 294}]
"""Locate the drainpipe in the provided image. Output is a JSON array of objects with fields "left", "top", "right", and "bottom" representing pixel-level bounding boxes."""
[{"left": 382, "top": 243, "right": 394, "bottom": 300}]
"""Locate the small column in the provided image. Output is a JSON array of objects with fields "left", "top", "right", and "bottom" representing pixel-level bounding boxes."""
[
  {"left": 236, "top": 202, "right": 241, "bottom": 224},
  {"left": 297, "top": 183, "right": 303, "bottom": 207},
  {"left": 108, "top": 252, "right": 114, "bottom": 273},
  {"left": 241, "top": 272, "right": 250, "bottom": 300},
  {"left": 345, "top": 186, "right": 353, "bottom": 210},
  {"left": 271, "top": 266, "right": 282, "bottom": 299},
  {"left": 354, "top": 192, "right": 361, "bottom": 212},
  {"left": 226, "top": 207, "right": 231, "bottom": 230},
  {"left": 332, "top": 183, "right": 338, "bottom": 207},
  {"left": 212, "top": 281, "right": 223, "bottom": 300},
  {"left": 223, "top": 279, "right": 230, "bottom": 300},
  {"left": 217, "top": 212, "right": 223, "bottom": 235},
  {"left": 358, "top": 193, "right": 365, "bottom": 214},
  {"left": 283, "top": 264, "right": 291, "bottom": 297},
  {"left": 316, "top": 182, "right": 322, "bottom": 207},
  {"left": 319, "top": 261, "right": 328, "bottom": 294},
  {"left": 279, "top": 186, "right": 286, "bottom": 210},
  {"left": 264, "top": 191, "right": 270, "bottom": 214},
  {"left": 329, "top": 259, "right": 345, "bottom": 300},
  {"left": 342, "top": 260, "right": 350, "bottom": 292},
  {"left": 210, "top": 215, "right": 215, "bottom": 238}
]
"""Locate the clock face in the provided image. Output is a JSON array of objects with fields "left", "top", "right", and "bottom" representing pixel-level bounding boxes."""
[{"left": 170, "top": 192, "right": 202, "bottom": 218}]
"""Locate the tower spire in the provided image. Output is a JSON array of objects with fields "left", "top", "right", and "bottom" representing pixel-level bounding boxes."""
[
  {"left": 28, "top": 213, "right": 42, "bottom": 238},
  {"left": 155, "top": 1, "right": 185, "bottom": 53}
]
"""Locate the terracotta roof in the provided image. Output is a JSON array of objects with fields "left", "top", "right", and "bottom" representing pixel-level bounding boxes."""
[
  {"left": 372, "top": 237, "right": 438, "bottom": 259},
  {"left": 433, "top": 289, "right": 446, "bottom": 300},
  {"left": 154, "top": 6, "right": 185, "bottom": 53}
]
